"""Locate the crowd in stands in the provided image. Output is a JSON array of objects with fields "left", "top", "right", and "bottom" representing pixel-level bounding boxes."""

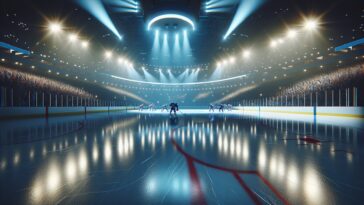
[
  {"left": 0, "top": 66, "right": 93, "bottom": 98},
  {"left": 280, "top": 63, "right": 364, "bottom": 96}
]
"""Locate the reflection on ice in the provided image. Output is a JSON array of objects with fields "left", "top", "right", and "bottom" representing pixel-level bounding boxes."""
[
  {"left": 287, "top": 162, "right": 299, "bottom": 191},
  {"left": 304, "top": 165, "right": 324, "bottom": 205},
  {"left": 92, "top": 143, "right": 99, "bottom": 162},
  {"left": 46, "top": 163, "right": 61, "bottom": 194},
  {"left": 0, "top": 113, "right": 362, "bottom": 204},
  {"left": 65, "top": 155, "right": 77, "bottom": 183},
  {"left": 104, "top": 138, "right": 113, "bottom": 167}
]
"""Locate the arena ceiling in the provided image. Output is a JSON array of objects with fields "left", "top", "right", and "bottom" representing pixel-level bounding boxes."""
[{"left": 0, "top": 0, "right": 363, "bottom": 68}]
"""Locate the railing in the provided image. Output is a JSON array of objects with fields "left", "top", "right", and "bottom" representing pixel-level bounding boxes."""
[
  {"left": 239, "top": 87, "right": 361, "bottom": 107},
  {"left": 0, "top": 86, "right": 125, "bottom": 107}
]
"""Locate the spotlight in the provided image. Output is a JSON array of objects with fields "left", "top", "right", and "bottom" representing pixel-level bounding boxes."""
[
  {"left": 287, "top": 29, "right": 297, "bottom": 38},
  {"left": 49, "top": 22, "right": 62, "bottom": 33},
  {"left": 164, "top": 32, "right": 168, "bottom": 39},
  {"left": 216, "top": 62, "right": 221, "bottom": 67},
  {"left": 223, "top": 0, "right": 265, "bottom": 40},
  {"left": 270, "top": 40, "right": 277, "bottom": 48},
  {"left": 278, "top": 38, "right": 283, "bottom": 44},
  {"left": 81, "top": 41, "right": 89, "bottom": 48},
  {"left": 229, "top": 56, "right": 236, "bottom": 64},
  {"left": 242, "top": 50, "right": 251, "bottom": 58},
  {"left": 104, "top": 51, "right": 112, "bottom": 59},
  {"left": 304, "top": 19, "right": 318, "bottom": 30},
  {"left": 118, "top": 57, "right": 124, "bottom": 64},
  {"left": 68, "top": 34, "right": 78, "bottom": 42},
  {"left": 76, "top": 0, "right": 122, "bottom": 39}
]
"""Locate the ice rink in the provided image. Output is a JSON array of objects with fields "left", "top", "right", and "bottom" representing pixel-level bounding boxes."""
[{"left": 0, "top": 110, "right": 363, "bottom": 204}]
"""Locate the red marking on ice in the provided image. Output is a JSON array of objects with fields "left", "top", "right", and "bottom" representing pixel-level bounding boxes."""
[
  {"left": 170, "top": 128, "right": 291, "bottom": 205},
  {"left": 233, "top": 172, "right": 262, "bottom": 205},
  {"left": 299, "top": 136, "right": 321, "bottom": 144},
  {"left": 187, "top": 158, "right": 207, "bottom": 205}
]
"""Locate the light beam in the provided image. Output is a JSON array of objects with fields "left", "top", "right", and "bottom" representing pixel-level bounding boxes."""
[
  {"left": 223, "top": 0, "right": 265, "bottom": 40},
  {"left": 76, "top": 0, "right": 122, "bottom": 40}
]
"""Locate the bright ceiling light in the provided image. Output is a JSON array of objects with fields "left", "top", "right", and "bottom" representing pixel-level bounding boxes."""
[
  {"left": 105, "top": 51, "right": 112, "bottom": 59},
  {"left": 147, "top": 14, "right": 195, "bottom": 31},
  {"left": 304, "top": 19, "right": 318, "bottom": 30},
  {"left": 68, "top": 34, "right": 78, "bottom": 42},
  {"left": 118, "top": 57, "right": 124, "bottom": 64},
  {"left": 110, "top": 73, "right": 248, "bottom": 85},
  {"left": 81, "top": 41, "right": 89, "bottom": 48},
  {"left": 229, "top": 56, "right": 236, "bottom": 64},
  {"left": 287, "top": 29, "right": 297, "bottom": 38},
  {"left": 242, "top": 50, "right": 251, "bottom": 58},
  {"left": 270, "top": 40, "right": 277, "bottom": 48},
  {"left": 49, "top": 23, "right": 62, "bottom": 33}
]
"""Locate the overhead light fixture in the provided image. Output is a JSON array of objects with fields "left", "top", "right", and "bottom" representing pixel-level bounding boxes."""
[
  {"left": 81, "top": 41, "right": 89, "bottom": 48},
  {"left": 118, "top": 57, "right": 124, "bottom": 64},
  {"left": 229, "top": 56, "right": 236, "bottom": 64},
  {"left": 242, "top": 50, "right": 251, "bottom": 58},
  {"left": 68, "top": 34, "right": 78, "bottom": 42},
  {"left": 147, "top": 14, "right": 195, "bottom": 31},
  {"left": 270, "top": 40, "right": 277, "bottom": 48},
  {"left": 49, "top": 22, "right": 62, "bottom": 33},
  {"left": 304, "top": 19, "right": 318, "bottom": 30},
  {"left": 104, "top": 51, "right": 112, "bottom": 59},
  {"left": 287, "top": 29, "right": 297, "bottom": 38}
]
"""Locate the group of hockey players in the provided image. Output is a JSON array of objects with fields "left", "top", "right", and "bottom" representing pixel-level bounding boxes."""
[
  {"left": 138, "top": 102, "right": 233, "bottom": 114},
  {"left": 209, "top": 103, "right": 233, "bottom": 112},
  {"left": 138, "top": 103, "right": 179, "bottom": 115}
]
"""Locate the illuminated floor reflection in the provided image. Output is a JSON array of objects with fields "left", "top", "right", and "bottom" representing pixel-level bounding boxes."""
[{"left": 0, "top": 112, "right": 363, "bottom": 204}]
